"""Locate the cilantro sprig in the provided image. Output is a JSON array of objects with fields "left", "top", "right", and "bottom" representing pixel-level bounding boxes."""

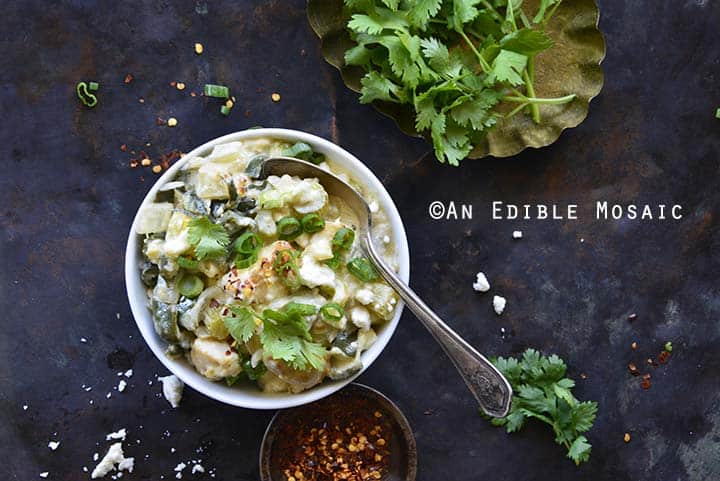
[
  {"left": 489, "top": 349, "right": 598, "bottom": 465},
  {"left": 222, "top": 302, "right": 327, "bottom": 372},
  {"left": 187, "top": 216, "right": 230, "bottom": 260},
  {"left": 342, "top": 0, "right": 575, "bottom": 165}
]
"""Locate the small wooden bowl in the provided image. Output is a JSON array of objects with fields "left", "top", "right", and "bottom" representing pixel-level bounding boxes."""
[{"left": 260, "top": 383, "right": 417, "bottom": 481}]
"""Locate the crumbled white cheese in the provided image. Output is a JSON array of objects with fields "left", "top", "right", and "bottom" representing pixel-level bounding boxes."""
[
  {"left": 493, "top": 295, "right": 507, "bottom": 315},
  {"left": 117, "top": 380, "right": 127, "bottom": 392},
  {"left": 106, "top": 392, "right": 112, "bottom": 399},
  {"left": 124, "top": 369, "right": 133, "bottom": 378},
  {"left": 106, "top": 429, "right": 127, "bottom": 441},
  {"left": 93, "top": 452, "right": 99, "bottom": 461},
  {"left": 48, "top": 441, "right": 60, "bottom": 451},
  {"left": 39, "top": 473, "right": 49, "bottom": 478},
  {"left": 80, "top": 337, "right": 88, "bottom": 343},
  {"left": 158, "top": 375, "right": 184, "bottom": 408},
  {"left": 512, "top": 230, "right": 523, "bottom": 239},
  {"left": 368, "top": 201, "right": 379, "bottom": 213},
  {"left": 91, "top": 443, "right": 134, "bottom": 479},
  {"left": 349, "top": 307, "right": 371, "bottom": 330},
  {"left": 192, "top": 464, "right": 205, "bottom": 474},
  {"left": 174, "top": 462, "right": 187, "bottom": 472},
  {"left": 354, "top": 288, "right": 374, "bottom": 305},
  {"left": 472, "top": 272, "right": 490, "bottom": 292}
]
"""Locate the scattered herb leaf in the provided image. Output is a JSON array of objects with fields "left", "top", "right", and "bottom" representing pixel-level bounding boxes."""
[{"left": 187, "top": 216, "right": 230, "bottom": 259}]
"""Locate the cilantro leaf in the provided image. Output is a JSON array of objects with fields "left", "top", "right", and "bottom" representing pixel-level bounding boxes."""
[
  {"left": 487, "top": 49, "right": 528, "bottom": 86},
  {"left": 567, "top": 436, "right": 592, "bottom": 465},
  {"left": 223, "top": 305, "right": 257, "bottom": 343},
  {"left": 420, "top": 37, "right": 462, "bottom": 78},
  {"left": 407, "top": 0, "right": 443, "bottom": 29},
  {"left": 259, "top": 304, "right": 327, "bottom": 371},
  {"left": 348, "top": 9, "right": 409, "bottom": 35},
  {"left": 359, "top": 71, "right": 405, "bottom": 103},
  {"left": 450, "top": 91, "right": 501, "bottom": 130},
  {"left": 187, "top": 216, "right": 230, "bottom": 260},
  {"left": 487, "top": 349, "right": 598, "bottom": 465},
  {"left": 500, "top": 28, "right": 554, "bottom": 55},
  {"left": 451, "top": 0, "right": 481, "bottom": 30}
]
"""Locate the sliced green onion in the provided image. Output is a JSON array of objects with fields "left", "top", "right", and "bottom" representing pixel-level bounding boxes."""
[
  {"left": 233, "top": 232, "right": 262, "bottom": 255},
  {"left": 177, "top": 256, "right": 199, "bottom": 270},
  {"left": 301, "top": 213, "right": 325, "bottom": 233},
  {"left": 285, "top": 302, "right": 317, "bottom": 317},
  {"left": 220, "top": 105, "right": 232, "bottom": 116},
  {"left": 281, "top": 142, "right": 325, "bottom": 165},
  {"left": 88, "top": 81, "right": 99, "bottom": 91},
  {"left": 76, "top": 81, "right": 98, "bottom": 108},
  {"left": 234, "top": 252, "right": 258, "bottom": 269},
  {"left": 273, "top": 249, "right": 302, "bottom": 288},
  {"left": 178, "top": 274, "right": 204, "bottom": 298},
  {"left": 325, "top": 252, "right": 342, "bottom": 270},
  {"left": 204, "top": 84, "right": 230, "bottom": 98},
  {"left": 347, "top": 257, "right": 379, "bottom": 282},
  {"left": 320, "top": 302, "right": 344, "bottom": 325},
  {"left": 276, "top": 216, "right": 302, "bottom": 240},
  {"left": 332, "top": 228, "right": 355, "bottom": 251}
]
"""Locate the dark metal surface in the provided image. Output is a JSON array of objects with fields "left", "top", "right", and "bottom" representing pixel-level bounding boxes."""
[{"left": 1, "top": 1, "right": 719, "bottom": 480}]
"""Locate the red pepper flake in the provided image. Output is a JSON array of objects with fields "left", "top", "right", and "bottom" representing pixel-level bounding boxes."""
[
  {"left": 658, "top": 351, "right": 671, "bottom": 364},
  {"left": 190, "top": 91, "right": 197, "bottom": 97},
  {"left": 244, "top": 109, "right": 252, "bottom": 118},
  {"left": 129, "top": 160, "right": 138, "bottom": 168},
  {"left": 641, "top": 378, "right": 651, "bottom": 390},
  {"left": 628, "top": 362, "right": 639, "bottom": 375},
  {"left": 120, "top": 144, "right": 127, "bottom": 152},
  {"left": 169, "top": 81, "right": 177, "bottom": 87},
  {"left": 124, "top": 73, "right": 134, "bottom": 84},
  {"left": 642, "top": 373, "right": 651, "bottom": 380}
]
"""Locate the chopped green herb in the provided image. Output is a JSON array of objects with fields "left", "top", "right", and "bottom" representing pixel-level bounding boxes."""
[
  {"left": 347, "top": 257, "right": 379, "bottom": 282},
  {"left": 187, "top": 216, "right": 230, "bottom": 259},
  {"left": 260, "top": 304, "right": 326, "bottom": 370},
  {"left": 301, "top": 213, "right": 325, "bottom": 233},
  {"left": 341, "top": 0, "right": 576, "bottom": 165},
  {"left": 243, "top": 359, "right": 266, "bottom": 380},
  {"left": 204, "top": 84, "right": 230, "bottom": 98},
  {"left": 277, "top": 216, "right": 303, "bottom": 240},
  {"left": 488, "top": 349, "right": 598, "bottom": 465},
  {"left": 88, "top": 81, "right": 99, "bottom": 91},
  {"left": 223, "top": 305, "right": 258, "bottom": 343},
  {"left": 220, "top": 104, "right": 232, "bottom": 116},
  {"left": 178, "top": 274, "right": 204, "bottom": 298},
  {"left": 664, "top": 341, "right": 673, "bottom": 352},
  {"left": 281, "top": 142, "right": 326, "bottom": 165}
]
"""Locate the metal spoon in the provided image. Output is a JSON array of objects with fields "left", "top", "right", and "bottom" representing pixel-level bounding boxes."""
[{"left": 260, "top": 157, "right": 513, "bottom": 417}]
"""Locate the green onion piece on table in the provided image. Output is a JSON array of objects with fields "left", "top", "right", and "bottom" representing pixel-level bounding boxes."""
[
  {"left": 178, "top": 274, "right": 204, "bottom": 298},
  {"left": 301, "top": 213, "right": 325, "bottom": 233},
  {"left": 277, "top": 216, "right": 302, "bottom": 240},
  {"left": 347, "top": 257, "right": 379, "bottom": 282},
  {"left": 220, "top": 105, "right": 232, "bottom": 116},
  {"left": 204, "top": 84, "right": 229, "bottom": 98},
  {"left": 76, "top": 81, "right": 98, "bottom": 107},
  {"left": 320, "top": 303, "right": 344, "bottom": 325}
]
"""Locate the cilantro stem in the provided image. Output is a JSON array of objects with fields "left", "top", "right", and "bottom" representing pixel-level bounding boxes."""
[
  {"left": 503, "top": 94, "right": 576, "bottom": 105},
  {"left": 506, "top": 0, "right": 518, "bottom": 31},
  {"left": 524, "top": 57, "right": 541, "bottom": 123},
  {"left": 458, "top": 30, "right": 491, "bottom": 73},
  {"left": 542, "top": 0, "right": 564, "bottom": 28},
  {"left": 479, "top": 0, "right": 503, "bottom": 21}
]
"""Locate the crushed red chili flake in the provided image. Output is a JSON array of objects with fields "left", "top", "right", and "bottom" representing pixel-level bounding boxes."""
[
  {"left": 124, "top": 73, "right": 134, "bottom": 84},
  {"left": 641, "top": 379, "right": 651, "bottom": 390},
  {"left": 628, "top": 362, "right": 639, "bottom": 375},
  {"left": 120, "top": 144, "right": 127, "bottom": 152},
  {"left": 272, "top": 392, "right": 392, "bottom": 481},
  {"left": 658, "top": 351, "right": 671, "bottom": 364},
  {"left": 170, "top": 81, "right": 177, "bottom": 87}
]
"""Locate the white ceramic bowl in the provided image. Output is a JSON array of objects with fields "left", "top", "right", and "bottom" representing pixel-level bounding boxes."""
[{"left": 125, "top": 128, "right": 410, "bottom": 409}]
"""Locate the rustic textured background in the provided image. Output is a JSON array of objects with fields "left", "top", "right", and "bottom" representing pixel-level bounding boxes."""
[{"left": 1, "top": 1, "right": 719, "bottom": 480}]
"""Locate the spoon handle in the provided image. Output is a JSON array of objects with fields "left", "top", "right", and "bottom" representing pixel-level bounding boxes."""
[{"left": 363, "top": 236, "right": 512, "bottom": 417}]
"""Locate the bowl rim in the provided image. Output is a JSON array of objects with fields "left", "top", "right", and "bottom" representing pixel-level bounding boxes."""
[{"left": 124, "top": 128, "right": 410, "bottom": 410}]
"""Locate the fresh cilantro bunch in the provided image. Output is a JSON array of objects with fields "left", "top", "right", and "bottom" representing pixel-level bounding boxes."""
[
  {"left": 342, "top": 0, "right": 575, "bottom": 165},
  {"left": 490, "top": 349, "right": 598, "bottom": 465}
]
